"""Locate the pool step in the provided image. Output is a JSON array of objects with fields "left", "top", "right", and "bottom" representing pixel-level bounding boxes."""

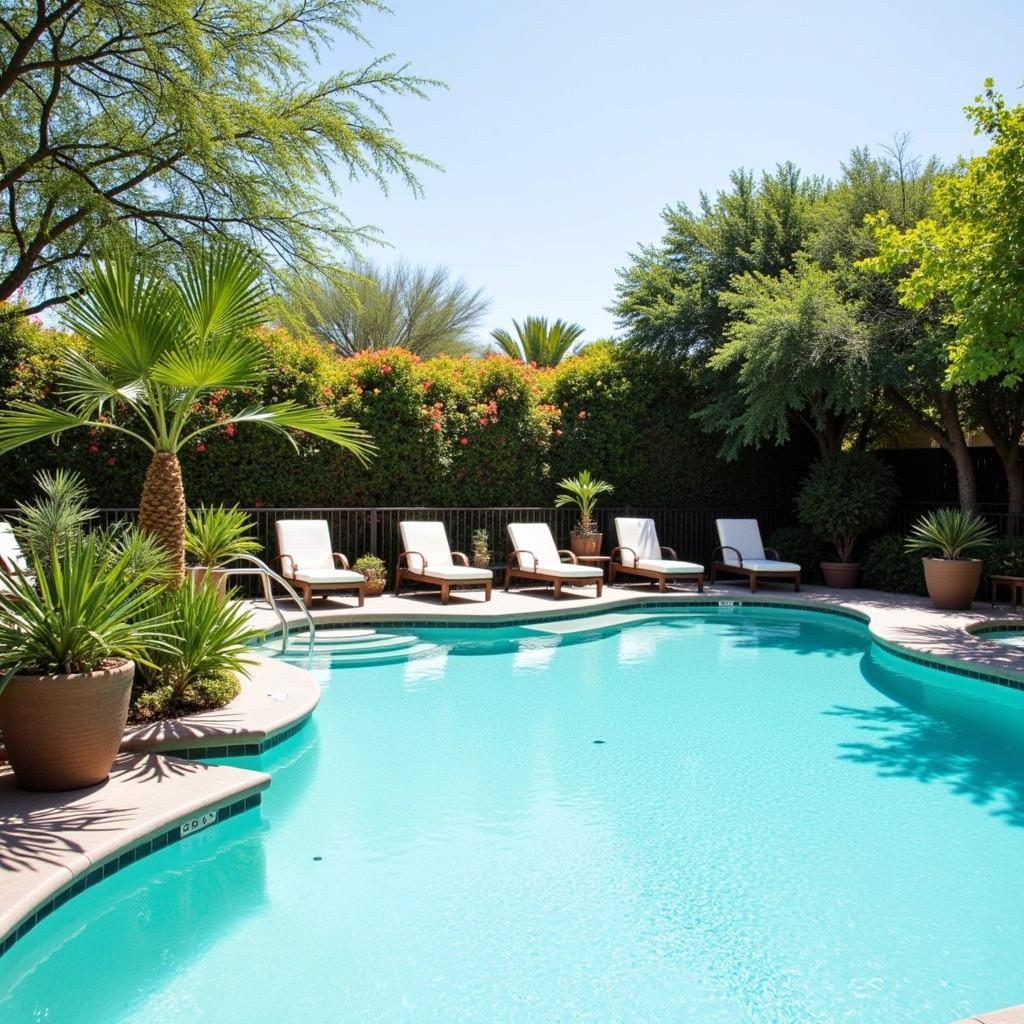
[
  {"left": 323, "top": 641, "right": 444, "bottom": 667},
  {"left": 286, "top": 631, "right": 420, "bottom": 654},
  {"left": 522, "top": 612, "right": 658, "bottom": 637},
  {"left": 265, "top": 627, "right": 445, "bottom": 667}
]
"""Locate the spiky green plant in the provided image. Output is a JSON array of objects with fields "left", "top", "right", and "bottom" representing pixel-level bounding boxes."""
[
  {"left": 490, "top": 316, "right": 585, "bottom": 366},
  {"left": 905, "top": 508, "right": 996, "bottom": 560},
  {"left": 554, "top": 470, "right": 614, "bottom": 535},
  {"left": 11, "top": 469, "right": 96, "bottom": 569},
  {"left": 185, "top": 506, "right": 261, "bottom": 568}
]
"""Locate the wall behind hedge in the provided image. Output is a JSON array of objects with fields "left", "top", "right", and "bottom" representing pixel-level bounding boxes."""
[{"left": 0, "top": 323, "right": 815, "bottom": 510}]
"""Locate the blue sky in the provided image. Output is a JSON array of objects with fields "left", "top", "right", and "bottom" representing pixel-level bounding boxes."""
[{"left": 327, "top": 0, "right": 1023, "bottom": 345}]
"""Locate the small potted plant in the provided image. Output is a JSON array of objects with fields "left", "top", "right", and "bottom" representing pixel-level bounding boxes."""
[
  {"left": 353, "top": 554, "right": 387, "bottom": 597},
  {"left": 555, "top": 470, "right": 614, "bottom": 556},
  {"left": 905, "top": 508, "right": 996, "bottom": 610},
  {"left": 472, "top": 529, "right": 490, "bottom": 569},
  {"left": 0, "top": 534, "right": 171, "bottom": 791},
  {"left": 184, "top": 505, "right": 261, "bottom": 599},
  {"left": 796, "top": 452, "right": 897, "bottom": 588}
]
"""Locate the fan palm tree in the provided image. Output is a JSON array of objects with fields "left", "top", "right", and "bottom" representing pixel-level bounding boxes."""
[
  {"left": 490, "top": 316, "right": 584, "bottom": 367},
  {"left": 0, "top": 246, "right": 373, "bottom": 582}
]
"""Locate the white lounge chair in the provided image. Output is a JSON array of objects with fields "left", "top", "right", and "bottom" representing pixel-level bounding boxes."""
[
  {"left": 711, "top": 518, "right": 800, "bottom": 592},
  {"left": 0, "top": 521, "right": 29, "bottom": 575},
  {"left": 275, "top": 519, "right": 365, "bottom": 608},
  {"left": 395, "top": 521, "right": 493, "bottom": 603},
  {"left": 505, "top": 522, "right": 603, "bottom": 598},
  {"left": 610, "top": 517, "right": 704, "bottom": 591}
]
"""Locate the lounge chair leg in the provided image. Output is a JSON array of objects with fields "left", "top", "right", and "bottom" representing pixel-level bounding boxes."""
[
  {"left": 441, "top": 582, "right": 450, "bottom": 605},
  {"left": 394, "top": 571, "right": 403, "bottom": 597},
  {"left": 794, "top": 574, "right": 800, "bottom": 592},
  {"left": 357, "top": 584, "right": 364, "bottom": 608},
  {"left": 596, "top": 578, "right": 602, "bottom": 597},
  {"left": 504, "top": 568, "right": 511, "bottom": 592},
  {"left": 749, "top": 575, "right": 757, "bottom": 593},
  {"left": 609, "top": 563, "right": 617, "bottom": 585},
  {"left": 554, "top": 579, "right": 562, "bottom": 600},
  {"left": 697, "top": 575, "right": 704, "bottom": 593},
  {"left": 301, "top": 582, "right": 313, "bottom": 609},
  {"left": 484, "top": 580, "right": 492, "bottom": 602},
  {"left": 658, "top": 577, "right": 666, "bottom": 593}
]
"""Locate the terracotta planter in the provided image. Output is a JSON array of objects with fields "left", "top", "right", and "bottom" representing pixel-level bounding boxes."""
[
  {"left": 821, "top": 562, "right": 861, "bottom": 588},
  {"left": 364, "top": 577, "right": 386, "bottom": 597},
  {"left": 187, "top": 565, "right": 229, "bottom": 601},
  {"left": 921, "top": 557, "right": 982, "bottom": 610},
  {"left": 570, "top": 532, "right": 602, "bottom": 557},
  {"left": 0, "top": 660, "right": 135, "bottom": 791}
]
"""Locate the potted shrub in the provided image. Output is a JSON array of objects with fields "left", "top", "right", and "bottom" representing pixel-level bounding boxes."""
[
  {"left": 555, "top": 470, "right": 614, "bottom": 556},
  {"left": 905, "top": 508, "right": 996, "bottom": 610},
  {"left": 796, "top": 451, "right": 897, "bottom": 588},
  {"left": 472, "top": 529, "right": 490, "bottom": 569},
  {"left": 353, "top": 554, "right": 387, "bottom": 597},
  {"left": 184, "top": 505, "right": 260, "bottom": 599},
  {"left": 0, "top": 534, "right": 171, "bottom": 791}
]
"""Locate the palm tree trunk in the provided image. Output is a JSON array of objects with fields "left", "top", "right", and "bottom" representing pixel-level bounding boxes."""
[{"left": 139, "top": 451, "right": 186, "bottom": 583}]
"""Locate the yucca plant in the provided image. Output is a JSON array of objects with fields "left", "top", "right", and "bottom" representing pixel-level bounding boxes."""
[
  {"left": 905, "top": 508, "right": 996, "bottom": 560},
  {"left": 0, "top": 244, "right": 374, "bottom": 582},
  {"left": 490, "top": 316, "right": 585, "bottom": 367},
  {"left": 554, "top": 470, "right": 614, "bottom": 535},
  {"left": 185, "top": 505, "right": 261, "bottom": 568},
  {"left": 0, "top": 533, "right": 172, "bottom": 683},
  {"left": 11, "top": 469, "right": 96, "bottom": 570}
]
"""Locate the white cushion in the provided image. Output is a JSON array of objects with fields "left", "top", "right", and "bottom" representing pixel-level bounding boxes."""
[
  {"left": 534, "top": 562, "right": 602, "bottom": 579},
  {"left": 738, "top": 559, "right": 800, "bottom": 573},
  {"left": 614, "top": 517, "right": 661, "bottom": 562},
  {"left": 399, "top": 521, "right": 454, "bottom": 574},
  {"left": 636, "top": 558, "right": 704, "bottom": 575},
  {"left": 716, "top": 518, "right": 766, "bottom": 565},
  {"left": 0, "top": 521, "right": 28, "bottom": 573},
  {"left": 293, "top": 568, "right": 364, "bottom": 585},
  {"left": 276, "top": 519, "right": 335, "bottom": 571},
  {"left": 417, "top": 565, "right": 492, "bottom": 581},
  {"left": 507, "top": 523, "right": 562, "bottom": 567}
]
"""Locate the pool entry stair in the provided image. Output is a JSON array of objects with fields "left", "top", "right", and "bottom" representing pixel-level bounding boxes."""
[{"left": 261, "top": 626, "right": 444, "bottom": 667}]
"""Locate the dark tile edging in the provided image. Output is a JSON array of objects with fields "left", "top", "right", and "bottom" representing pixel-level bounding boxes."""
[
  {"left": 0, "top": 790, "right": 263, "bottom": 959},
  {"left": 155, "top": 712, "right": 312, "bottom": 761}
]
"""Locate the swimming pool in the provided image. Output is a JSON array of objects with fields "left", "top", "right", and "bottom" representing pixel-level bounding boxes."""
[{"left": 3, "top": 606, "right": 1024, "bottom": 1023}]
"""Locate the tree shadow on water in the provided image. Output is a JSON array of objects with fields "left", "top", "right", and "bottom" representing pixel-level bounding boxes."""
[{"left": 825, "top": 649, "right": 1024, "bottom": 828}]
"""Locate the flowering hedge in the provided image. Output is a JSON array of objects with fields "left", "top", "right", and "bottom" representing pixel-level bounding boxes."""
[{"left": 0, "top": 322, "right": 812, "bottom": 509}]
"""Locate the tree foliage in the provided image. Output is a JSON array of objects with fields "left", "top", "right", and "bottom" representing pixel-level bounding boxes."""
[
  {"left": 490, "top": 316, "right": 585, "bottom": 367},
  {"left": 293, "top": 260, "right": 489, "bottom": 356},
  {"left": 0, "top": 0, "right": 437, "bottom": 315}
]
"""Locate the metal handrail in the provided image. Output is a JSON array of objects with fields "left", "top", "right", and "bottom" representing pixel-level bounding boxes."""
[{"left": 218, "top": 553, "right": 316, "bottom": 653}]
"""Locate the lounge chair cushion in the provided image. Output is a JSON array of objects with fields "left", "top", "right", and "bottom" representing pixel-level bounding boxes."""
[
  {"left": 614, "top": 517, "right": 662, "bottom": 563},
  {"left": 416, "top": 565, "right": 492, "bottom": 582},
  {"left": 635, "top": 558, "right": 704, "bottom": 575},
  {"left": 292, "top": 568, "right": 364, "bottom": 585},
  {"left": 715, "top": 518, "right": 767, "bottom": 566},
  {"left": 533, "top": 562, "right": 603, "bottom": 579},
  {"left": 735, "top": 559, "right": 800, "bottom": 573},
  {"left": 507, "top": 522, "right": 563, "bottom": 567},
  {"left": 399, "top": 521, "right": 457, "bottom": 574},
  {"left": 276, "top": 519, "right": 335, "bottom": 571}
]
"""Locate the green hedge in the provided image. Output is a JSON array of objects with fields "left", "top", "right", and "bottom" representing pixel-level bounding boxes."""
[{"left": 0, "top": 324, "right": 815, "bottom": 510}]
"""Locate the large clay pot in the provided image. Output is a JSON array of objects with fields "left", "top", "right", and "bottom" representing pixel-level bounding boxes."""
[
  {"left": 821, "top": 562, "right": 861, "bottom": 588},
  {"left": 0, "top": 661, "right": 135, "bottom": 791},
  {"left": 187, "top": 565, "right": 229, "bottom": 601},
  {"left": 921, "top": 557, "right": 982, "bottom": 610},
  {"left": 570, "top": 532, "right": 602, "bottom": 557}
]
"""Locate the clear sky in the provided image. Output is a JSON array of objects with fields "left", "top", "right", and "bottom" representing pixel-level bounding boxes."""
[{"left": 325, "top": 0, "right": 1023, "bottom": 346}]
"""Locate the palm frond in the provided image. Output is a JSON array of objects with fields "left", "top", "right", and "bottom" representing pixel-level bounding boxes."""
[
  {"left": 178, "top": 243, "right": 269, "bottom": 344},
  {"left": 0, "top": 402, "right": 95, "bottom": 452},
  {"left": 151, "top": 334, "right": 267, "bottom": 391},
  {"left": 59, "top": 349, "right": 147, "bottom": 416}
]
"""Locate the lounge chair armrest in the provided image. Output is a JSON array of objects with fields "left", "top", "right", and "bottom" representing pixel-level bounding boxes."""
[
  {"left": 558, "top": 549, "right": 578, "bottom": 564},
  {"left": 398, "top": 550, "right": 428, "bottom": 570},
  {"left": 276, "top": 553, "right": 297, "bottom": 577},
  {"left": 508, "top": 548, "right": 538, "bottom": 571},
  {"left": 451, "top": 551, "right": 470, "bottom": 566},
  {"left": 764, "top": 547, "right": 780, "bottom": 559},
  {"left": 712, "top": 545, "right": 743, "bottom": 567},
  {"left": 660, "top": 545, "right": 677, "bottom": 559},
  {"left": 332, "top": 552, "right": 351, "bottom": 570},
  {"left": 611, "top": 545, "right": 638, "bottom": 567}
]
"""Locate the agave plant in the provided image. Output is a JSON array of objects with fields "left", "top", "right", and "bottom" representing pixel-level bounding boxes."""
[
  {"left": 0, "top": 245, "right": 374, "bottom": 582},
  {"left": 490, "top": 316, "right": 584, "bottom": 367},
  {"left": 554, "top": 470, "right": 614, "bottom": 535},
  {"left": 185, "top": 505, "right": 261, "bottom": 568},
  {"left": 905, "top": 508, "right": 996, "bottom": 560}
]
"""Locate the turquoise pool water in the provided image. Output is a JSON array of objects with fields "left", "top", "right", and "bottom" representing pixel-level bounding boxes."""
[{"left": 3, "top": 607, "right": 1024, "bottom": 1023}]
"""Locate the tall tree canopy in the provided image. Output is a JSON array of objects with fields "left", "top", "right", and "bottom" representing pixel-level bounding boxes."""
[
  {"left": 0, "top": 0, "right": 437, "bottom": 316},
  {"left": 293, "top": 260, "right": 489, "bottom": 357}
]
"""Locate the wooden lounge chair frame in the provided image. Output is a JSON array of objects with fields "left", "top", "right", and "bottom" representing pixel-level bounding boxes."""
[
  {"left": 394, "top": 549, "right": 493, "bottom": 604},
  {"left": 275, "top": 550, "right": 365, "bottom": 608},
  {"left": 709, "top": 545, "right": 800, "bottom": 592},
  {"left": 504, "top": 548, "right": 603, "bottom": 598},
  {"left": 609, "top": 543, "right": 704, "bottom": 592}
]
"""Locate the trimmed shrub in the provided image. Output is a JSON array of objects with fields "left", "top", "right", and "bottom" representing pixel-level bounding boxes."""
[
  {"left": 862, "top": 534, "right": 927, "bottom": 595},
  {"left": 764, "top": 526, "right": 831, "bottom": 584}
]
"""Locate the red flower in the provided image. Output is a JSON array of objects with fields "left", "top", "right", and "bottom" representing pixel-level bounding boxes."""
[
  {"left": 88, "top": 443, "right": 99, "bottom": 454},
  {"left": 105, "top": 457, "right": 116, "bottom": 466},
  {"left": 578, "top": 410, "right": 587, "bottom": 419},
  {"left": 459, "top": 436, "right": 469, "bottom": 446},
  {"left": 479, "top": 417, "right": 489, "bottom": 427},
  {"left": 196, "top": 443, "right": 207, "bottom": 453},
  {"left": 422, "top": 380, "right": 432, "bottom": 390},
  {"left": 254, "top": 499, "right": 264, "bottom": 508},
  {"left": 431, "top": 422, "right": 441, "bottom": 432},
  {"left": 225, "top": 423, "right": 236, "bottom": 437},
  {"left": 381, "top": 364, "right": 392, "bottom": 375}
]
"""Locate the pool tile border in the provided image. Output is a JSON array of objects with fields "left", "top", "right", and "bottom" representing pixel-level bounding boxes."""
[{"left": 156, "top": 713, "right": 313, "bottom": 761}]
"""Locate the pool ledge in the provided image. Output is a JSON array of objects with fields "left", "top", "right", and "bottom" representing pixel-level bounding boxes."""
[
  {"left": 0, "top": 753, "right": 270, "bottom": 954},
  {"left": 243, "top": 584, "right": 1024, "bottom": 692},
  {"left": 951, "top": 1004, "right": 1024, "bottom": 1024}
]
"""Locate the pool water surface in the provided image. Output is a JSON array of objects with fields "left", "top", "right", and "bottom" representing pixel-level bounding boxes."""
[{"left": 3, "top": 607, "right": 1024, "bottom": 1023}]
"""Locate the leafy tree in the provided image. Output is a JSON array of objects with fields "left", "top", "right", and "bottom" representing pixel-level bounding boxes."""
[
  {"left": 293, "top": 260, "right": 488, "bottom": 356},
  {"left": 490, "top": 316, "right": 585, "bottom": 367},
  {"left": 0, "top": 245, "right": 373, "bottom": 579},
  {"left": 0, "top": 0, "right": 437, "bottom": 316}
]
